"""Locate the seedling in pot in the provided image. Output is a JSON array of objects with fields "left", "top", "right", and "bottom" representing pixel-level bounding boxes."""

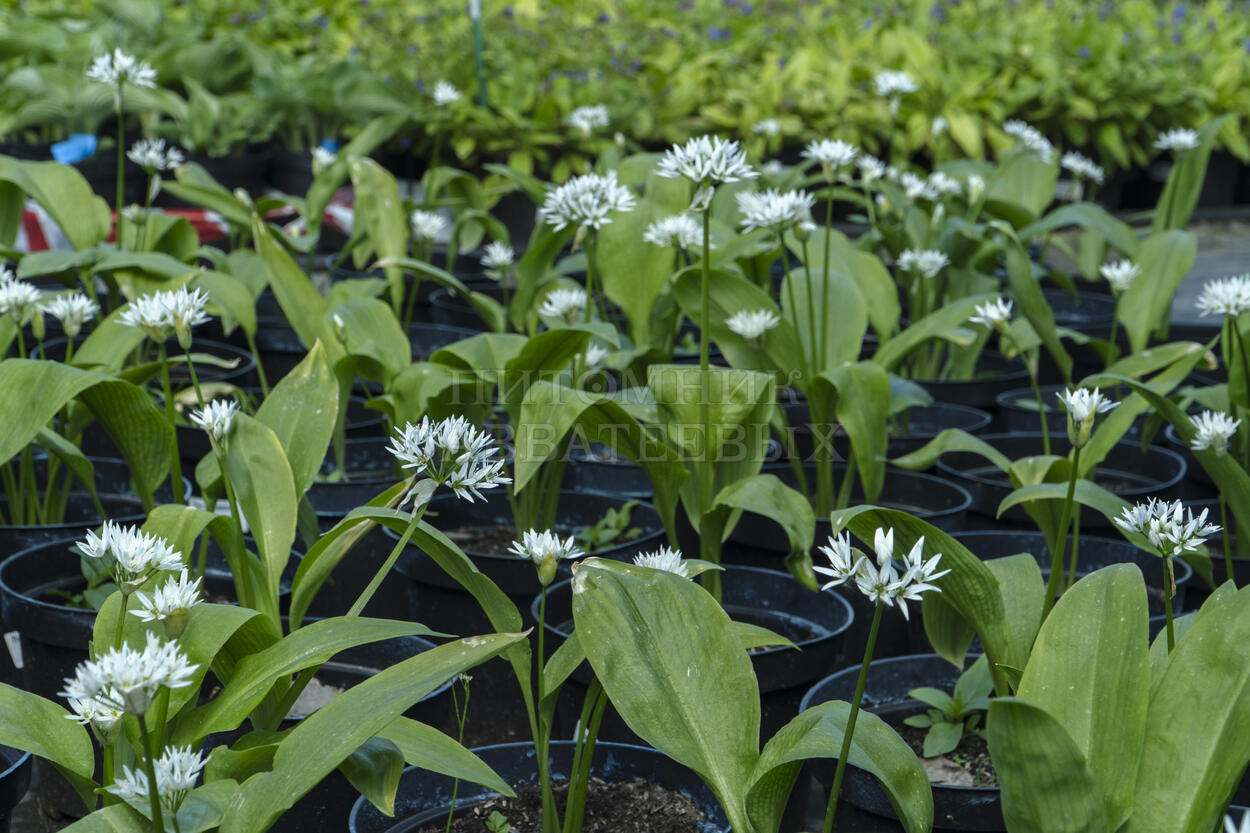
[{"left": 903, "top": 655, "right": 992, "bottom": 758}]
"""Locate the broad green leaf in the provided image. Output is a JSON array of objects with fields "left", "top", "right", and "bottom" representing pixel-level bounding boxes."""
[
  {"left": 339, "top": 737, "right": 405, "bottom": 817},
  {"left": 252, "top": 219, "right": 343, "bottom": 368},
  {"left": 1153, "top": 116, "right": 1231, "bottom": 233},
  {"left": 0, "top": 157, "right": 110, "bottom": 248},
  {"left": 328, "top": 297, "right": 410, "bottom": 384},
  {"left": 1117, "top": 231, "right": 1198, "bottom": 353},
  {"left": 218, "top": 633, "right": 524, "bottom": 833},
  {"left": 254, "top": 341, "right": 338, "bottom": 497},
  {"left": 376, "top": 716, "right": 513, "bottom": 795},
  {"left": 872, "top": 295, "right": 997, "bottom": 373},
  {"left": 987, "top": 698, "right": 1109, "bottom": 833},
  {"left": 349, "top": 158, "right": 409, "bottom": 312},
  {"left": 305, "top": 114, "right": 406, "bottom": 244},
  {"left": 985, "top": 153, "right": 1059, "bottom": 227},
  {"left": 1003, "top": 233, "right": 1072, "bottom": 383},
  {"left": 1019, "top": 203, "right": 1138, "bottom": 260},
  {"left": 224, "top": 413, "right": 298, "bottom": 623},
  {"left": 192, "top": 270, "right": 257, "bottom": 338},
  {"left": 1130, "top": 584, "right": 1250, "bottom": 833},
  {"left": 780, "top": 265, "right": 868, "bottom": 370},
  {"left": 1018, "top": 565, "right": 1149, "bottom": 830},
  {"left": 572, "top": 558, "right": 759, "bottom": 833},
  {"left": 997, "top": 480, "right": 1130, "bottom": 529},
  {"left": 744, "top": 701, "right": 932, "bottom": 833},
  {"left": 712, "top": 474, "right": 816, "bottom": 589},
  {"left": 891, "top": 427, "right": 1012, "bottom": 473},
  {"left": 800, "top": 228, "right": 901, "bottom": 340},
  {"left": 826, "top": 361, "right": 890, "bottom": 501},
  {"left": 0, "top": 684, "right": 96, "bottom": 808}
]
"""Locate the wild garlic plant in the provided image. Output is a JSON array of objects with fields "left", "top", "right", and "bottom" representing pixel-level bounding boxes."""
[
  {"left": 86, "top": 49, "right": 157, "bottom": 218},
  {"left": 968, "top": 295, "right": 1054, "bottom": 453},
  {"left": 124, "top": 138, "right": 185, "bottom": 251},
  {"left": 119, "top": 285, "right": 213, "bottom": 504},
  {"left": 1189, "top": 408, "right": 1241, "bottom": 575}
]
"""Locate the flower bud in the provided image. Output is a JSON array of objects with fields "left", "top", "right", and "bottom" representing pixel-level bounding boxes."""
[
  {"left": 30, "top": 310, "right": 44, "bottom": 340},
  {"left": 162, "top": 607, "right": 190, "bottom": 639},
  {"left": 538, "top": 551, "right": 559, "bottom": 586}
]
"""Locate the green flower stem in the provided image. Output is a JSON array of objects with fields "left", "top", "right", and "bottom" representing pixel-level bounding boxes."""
[
  {"left": 212, "top": 447, "right": 252, "bottom": 609},
  {"left": 243, "top": 329, "right": 269, "bottom": 397},
  {"left": 1163, "top": 554, "right": 1176, "bottom": 652},
  {"left": 102, "top": 744, "right": 116, "bottom": 807},
  {"left": 801, "top": 238, "right": 820, "bottom": 381},
  {"left": 444, "top": 676, "right": 472, "bottom": 833},
  {"left": 536, "top": 586, "right": 560, "bottom": 833},
  {"left": 183, "top": 351, "right": 205, "bottom": 411},
  {"left": 115, "top": 87, "right": 125, "bottom": 220},
  {"left": 1004, "top": 330, "right": 1049, "bottom": 456},
  {"left": 583, "top": 233, "right": 597, "bottom": 326},
  {"left": 137, "top": 714, "right": 165, "bottom": 833},
  {"left": 1042, "top": 444, "right": 1082, "bottom": 622},
  {"left": 1066, "top": 505, "right": 1082, "bottom": 590},
  {"left": 820, "top": 187, "right": 834, "bottom": 364},
  {"left": 158, "top": 343, "right": 186, "bottom": 505},
  {"left": 15, "top": 325, "right": 25, "bottom": 360},
  {"left": 347, "top": 500, "right": 428, "bottom": 617},
  {"left": 698, "top": 207, "right": 720, "bottom": 601},
  {"left": 113, "top": 593, "right": 130, "bottom": 649},
  {"left": 1222, "top": 497, "right": 1234, "bottom": 587},
  {"left": 564, "top": 680, "right": 608, "bottom": 833},
  {"left": 822, "top": 600, "right": 883, "bottom": 833}
]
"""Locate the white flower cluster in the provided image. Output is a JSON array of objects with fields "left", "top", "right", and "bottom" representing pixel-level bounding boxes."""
[
  {"left": 510, "top": 529, "right": 584, "bottom": 585},
  {"left": 726, "top": 308, "right": 780, "bottom": 341},
  {"left": 387, "top": 415, "right": 511, "bottom": 507},
  {"left": 873, "top": 70, "right": 918, "bottom": 98},
  {"left": 1115, "top": 498, "right": 1221, "bottom": 559},
  {"left": 643, "top": 214, "right": 708, "bottom": 251},
  {"left": 1060, "top": 151, "right": 1104, "bottom": 185},
  {"left": 633, "top": 546, "right": 691, "bottom": 578},
  {"left": 539, "top": 171, "right": 636, "bottom": 231},
  {"left": 927, "top": 171, "right": 962, "bottom": 198},
  {"left": 130, "top": 569, "right": 203, "bottom": 627},
  {"left": 480, "top": 241, "right": 515, "bottom": 272},
  {"left": 78, "top": 521, "right": 184, "bottom": 592},
  {"left": 410, "top": 209, "right": 448, "bottom": 243},
  {"left": 897, "top": 249, "right": 949, "bottom": 279},
  {"left": 538, "top": 287, "right": 588, "bottom": 321},
  {"left": 566, "top": 104, "right": 610, "bottom": 136},
  {"left": 752, "top": 118, "right": 781, "bottom": 137},
  {"left": 969, "top": 297, "right": 1013, "bottom": 329},
  {"left": 856, "top": 154, "right": 887, "bottom": 183},
  {"left": 0, "top": 272, "right": 42, "bottom": 322},
  {"left": 1196, "top": 274, "right": 1250, "bottom": 318},
  {"left": 189, "top": 399, "right": 239, "bottom": 447},
  {"left": 1190, "top": 410, "right": 1240, "bottom": 457},
  {"left": 127, "top": 138, "right": 184, "bottom": 173},
  {"left": 815, "top": 528, "right": 948, "bottom": 620},
  {"left": 1003, "top": 120, "right": 1055, "bottom": 163},
  {"left": 39, "top": 293, "right": 98, "bottom": 338},
  {"left": 1099, "top": 260, "right": 1139, "bottom": 293},
  {"left": 311, "top": 146, "right": 337, "bottom": 174},
  {"left": 1154, "top": 128, "right": 1199, "bottom": 152},
  {"left": 61, "top": 631, "right": 198, "bottom": 715},
  {"left": 119, "top": 286, "right": 211, "bottom": 346},
  {"left": 86, "top": 49, "right": 157, "bottom": 88},
  {"left": 802, "top": 138, "right": 858, "bottom": 173},
  {"left": 584, "top": 342, "right": 610, "bottom": 367},
  {"left": 432, "top": 80, "right": 461, "bottom": 106},
  {"left": 736, "top": 188, "right": 816, "bottom": 234},
  {"left": 655, "top": 135, "right": 758, "bottom": 186},
  {"left": 107, "top": 745, "right": 206, "bottom": 816},
  {"left": 1057, "top": 387, "right": 1117, "bottom": 424}
]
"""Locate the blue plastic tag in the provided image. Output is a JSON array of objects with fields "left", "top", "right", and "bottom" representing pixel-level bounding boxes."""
[
  {"left": 318, "top": 138, "right": 341, "bottom": 153},
  {"left": 51, "top": 133, "right": 98, "bottom": 165}
]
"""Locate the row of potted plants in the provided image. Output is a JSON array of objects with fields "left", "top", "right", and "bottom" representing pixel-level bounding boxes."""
[{"left": 0, "top": 51, "right": 1248, "bottom": 832}]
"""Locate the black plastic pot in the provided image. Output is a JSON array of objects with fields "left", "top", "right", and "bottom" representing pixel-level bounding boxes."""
[
  {"left": 429, "top": 281, "right": 504, "bottom": 331},
  {"left": 1042, "top": 288, "right": 1117, "bottom": 332},
  {"left": 39, "top": 337, "right": 258, "bottom": 388},
  {"left": 349, "top": 741, "right": 729, "bottom": 833},
  {"left": 787, "top": 402, "right": 993, "bottom": 461},
  {"left": 914, "top": 353, "right": 1031, "bottom": 412},
  {"left": 994, "top": 384, "right": 1150, "bottom": 443},
  {"left": 71, "top": 147, "right": 146, "bottom": 204},
  {"left": 1163, "top": 423, "right": 1215, "bottom": 491},
  {"left": 307, "top": 438, "right": 396, "bottom": 521},
  {"left": 1180, "top": 498, "right": 1250, "bottom": 592},
  {"left": 207, "top": 631, "right": 454, "bottom": 833},
  {"left": 560, "top": 444, "right": 653, "bottom": 500},
  {"left": 182, "top": 146, "right": 271, "bottom": 201},
  {"left": 0, "top": 492, "right": 145, "bottom": 557},
  {"left": 267, "top": 148, "right": 315, "bottom": 196},
  {"left": 0, "top": 745, "right": 31, "bottom": 833},
  {"left": 393, "top": 489, "right": 664, "bottom": 746},
  {"left": 936, "top": 434, "right": 1186, "bottom": 528},
  {"left": 803, "top": 654, "right": 1001, "bottom": 832},
  {"left": 409, "top": 322, "right": 478, "bottom": 361},
  {"left": 952, "top": 530, "right": 1194, "bottom": 616}
]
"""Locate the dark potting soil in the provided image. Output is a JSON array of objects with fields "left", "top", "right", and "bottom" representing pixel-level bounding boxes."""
[
  {"left": 422, "top": 778, "right": 709, "bottom": 833},
  {"left": 446, "top": 525, "right": 518, "bottom": 556},
  {"left": 896, "top": 723, "right": 997, "bottom": 788}
]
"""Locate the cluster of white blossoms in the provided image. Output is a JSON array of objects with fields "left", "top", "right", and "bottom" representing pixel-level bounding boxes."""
[
  {"left": 189, "top": 399, "right": 239, "bottom": 447},
  {"left": 1057, "top": 387, "right": 1118, "bottom": 447},
  {"left": 480, "top": 240, "right": 515, "bottom": 272},
  {"left": 61, "top": 631, "right": 198, "bottom": 715},
  {"left": 1003, "top": 119, "right": 1055, "bottom": 163},
  {"left": 726, "top": 308, "right": 780, "bottom": 341},
  {"left": 1060, "top": 151, "right": 1105, "bottom": 184},
  {"left": 752, "top": 118, "right": 781, "bottom": 137},
  {"left": 510, "top": 529, "right": 584, "bottom": 585},
  {"left": 86, "top": 49, "right": 157, "bottom": 88},
  {"left": 1190, "top": 410, "right": 1241, "bottom": 457},
  {"left": 539, "top": 170, "right": 636, "bottom": 232},
  {"left": 802, "top": 138, "right": 858, "bottom": 175},
  {"left": 566, "top": 104, "right": 610, "bottom": 136},
  {"left": 78, "top": 521, "right": 184, "bottom": 592},
  {"left": 583, "top": 342, "right": 611, "bottom": 367},
  {"left": 387, "top": 415, "right": 510, "bottom": 507},
  {"left": 410, "top": 209, "right": 448, "bottom": 243},
  {"left": 127, "top": 138, "right": 184, "bottom": 173},
  {"left": 966, "top": 174, "right": 986, "bottom": 202},
  {"left": 131, "top": 569, "right": 203, "bottom": 637},
  {"left": 0, "top": 271, "right": 42, "bottom": 322},
  {"left": 633, "top": 546, "right": 691, "bottom": 578},
  {"left": 815, "top": 528, "right": 948, "bottom": 620},
  {"left": 736, "top": 188, "right": 815, "bottom": 234},
  {"left": 311, "top": 145, "right": 337, "bottom": 174},
  {"left": 119, "top": 286, "right": 211, "bottom": 348},
  {"left": 873, "top": 70, "right": 918, "bottom": 98},
  {"left": 1196, "top": 274, "right": 1250, "bottom": 318},
  {"left": 38, "top": 293, "right": 98, "bottom": 338},
  {"left": 1116, "top": 498, "right": 1221, "bottom": 559},
  {"left": 643, "top": 214, "right": 709, "bottom": 251},
  {"left": 899, "top": 172, "right": 936, "bottom": 202},
  {"left": 856, "top": 154, "right": 887, "bottom": 183},
  {"left": 927, "top": 171, "right": 962, "bottom": 198},
  {"left": 656, "top": 135, "right": 758, "bottom": 187},
  {"left": 538, "top": 286, "right": 588, "bottom": 321},
  {"left": 432, "top": 80, "right": 461, "bottom": 106},
  {"left": 897, "top": 248, "right": 950, "bottom": 279},
  {"left": 1099, "top": 260, "right": 1140, "bottom": 294},
  {"left": 108, "top": 745, "right": 207, "bottom": 816},
  {"left": 969, "top": 296, "right": 1014, "bottom": 330},
  {"left": 1154, "top": 128, "right": 1199, "bottom": 152}
]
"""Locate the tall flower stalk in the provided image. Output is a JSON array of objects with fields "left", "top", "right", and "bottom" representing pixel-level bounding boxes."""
[
  {"left": 656, "top": 136, "right": 757, "bottom": 598},
  {"left": 969, "top": 297, "right": 1051, "bottom": 454},
  {"left": 1190, "top": 410, "right": 1241, "bottom": 580},
  {"left": 814, "top": 529, "right": 947, "bottom": 833},
  {"left": 87, "top": 50, "right": 157, "bottom": 220}
]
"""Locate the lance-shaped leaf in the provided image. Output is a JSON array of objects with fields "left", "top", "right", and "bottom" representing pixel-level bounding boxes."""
[
  {"left": 872, "top": 295, "right": 997, "bottom": 373},
  {"left": 349, "top": 158, "right": 409, "bottom": 312},
  {"left": 1116, "top": 231, "right": 1198, "bottom": 353},
  {"left": 0, "top": 685, "right": 96, "bottom": 809},
  {"left": 254, "top": 341, "right": 339, "bottom": 497},
  {"left": 0, "top": 157, "right": 110, "bottom": 249},
  {"left": 712, "top": 474, "right": 816, "bottom": 589},
  {"left": 1153, "top": 116, "right": 1231, "bottom": 234}
]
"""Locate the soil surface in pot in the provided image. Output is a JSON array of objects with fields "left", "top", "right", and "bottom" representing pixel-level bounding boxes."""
[
  {"left": 421, "top": 778, "right": 708, "bottom": 833},
  {"left": 896, "top": 722, "right": 996, "bottom": 788},
  {"left": 446, "top": 525, "right": 518, "bottom": 556}
]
